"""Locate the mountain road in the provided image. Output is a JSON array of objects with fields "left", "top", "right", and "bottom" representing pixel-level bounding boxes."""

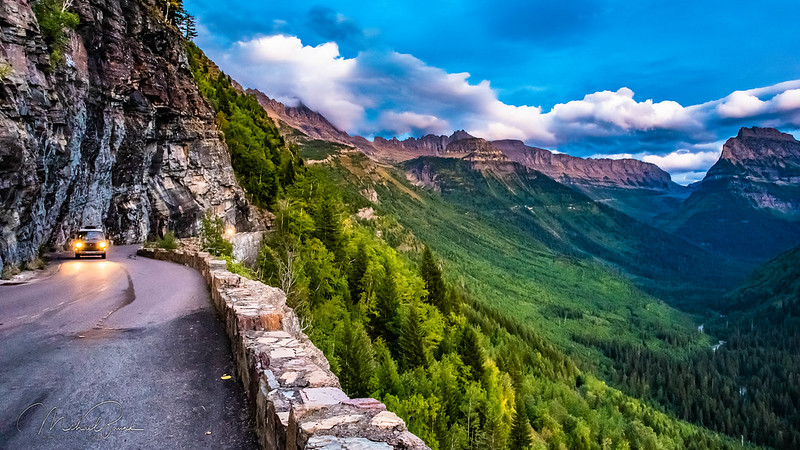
[{"left": 0, "top": 245, "right": 258, "bottom": 449}]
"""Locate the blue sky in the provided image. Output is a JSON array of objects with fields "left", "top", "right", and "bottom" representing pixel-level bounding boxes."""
[{"left": 186, "top": 0, "right": 800, "bottom": 183}]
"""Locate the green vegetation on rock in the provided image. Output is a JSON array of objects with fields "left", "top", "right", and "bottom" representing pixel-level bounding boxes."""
[
  {"left": 187, "top": 43, "right": 299, "bottom": 210},
  {"left": 199, "top": 214, "right": 232, "bottom": 258},
  {"left": 32, "top": 0, "right": 79, "bottom": 68},
  {"left": 155, "top": 230, "right": 179, "bottom": 250}
]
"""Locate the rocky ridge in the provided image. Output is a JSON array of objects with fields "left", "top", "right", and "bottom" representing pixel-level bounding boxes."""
[
  {"left": 251, "top": 93, "right": 678, "bottom": 193},
  {"left": 0, "top": 0, "right": 265, "bottom": 275},
  {"left": 250, "top": 88, "right": 354, "bottom": 147},
  {"left": 688, "top": 126, "right": 800, "bottom": 216},
  {"left": 492, "top": 139, "right": 678, "bottom": 191}
]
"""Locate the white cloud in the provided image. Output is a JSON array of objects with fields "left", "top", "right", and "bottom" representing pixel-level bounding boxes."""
[
  {"left": 773, "top": 89, "right": 800, "bottom": 111},
  {"left": 642, "top": 150, "right": 721, "bottom": 173},
  {"left": 212, "top": 33, "right": 800, "bottom": 182},
  {"left": 550, "top": 88, "right": 696, "bottom": 133},
  {"left": 378, "top": 111, "right": 450, "bottom": 135},
  {"left": 231, "top": 35, "right": 363, "bottom": 131},
  {"left": 716, "top": 91, "right": 768, "bottom": 118},
  {"left": 589, "top": 153, "right": 635, "bottom": 160},
  {"left": 671, "top": 171, "right": 708, "bottom": 185}
]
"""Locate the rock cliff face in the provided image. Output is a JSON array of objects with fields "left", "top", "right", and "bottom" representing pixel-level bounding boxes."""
[
  {"left": 492, "top": 139, "right": 677, "bottom": 191},
  {"left": 0, "top": 0, "right": 265, "bottom": 275},
  {"left": 372, "top": 130, "right": 474, "bottom": 159}
]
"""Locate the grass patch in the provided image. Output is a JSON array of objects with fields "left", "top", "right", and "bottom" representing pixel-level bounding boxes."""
[{"left": 155, "top": 231, "right": 179, "bottom": 250}]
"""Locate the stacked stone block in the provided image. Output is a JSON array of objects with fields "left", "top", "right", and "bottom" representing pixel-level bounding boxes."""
[{"left": 137, "top": 247, "right": 428, "bottom": 450}]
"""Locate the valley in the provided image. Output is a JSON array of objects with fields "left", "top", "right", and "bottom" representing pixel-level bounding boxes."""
[
  {"left": 2, "top": 1, "right": 799, "bottom": 448},
  {"left": 216, "top": 63, "right": 800, "bottom": 447},
  {"left": 275, "top": 104, "right": 800, "bottom": 448}
]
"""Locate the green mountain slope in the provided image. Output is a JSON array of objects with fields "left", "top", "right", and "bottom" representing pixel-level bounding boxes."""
[
  {"left": 289, "top": 142, "right": 752, "bottom": 449},
  {"left": 312, "top": 149, "right": 715, "bottom": 366},
  {"left": 596, "top": 244, "right": 800, "bottom": 449},
  {"left": 402, "top": 156, "right": 745, "bottom": 307},
  {"left": 722, "top": 243, "right": 800, "bottom": 314},
  {"left": 574, "top": 184, "right": 692, "bottom": 225},
  {"left": 662, "top": 177, "right": 800, "bottom": 261}
]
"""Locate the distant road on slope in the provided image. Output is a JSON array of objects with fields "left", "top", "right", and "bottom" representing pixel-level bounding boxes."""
[{"left": 0, "top": 245, "right": 257, "bottom": 449}]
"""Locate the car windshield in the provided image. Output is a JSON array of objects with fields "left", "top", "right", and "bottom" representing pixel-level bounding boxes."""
[{"left": 77, "top": 231, "right": 104, "bottom": 240}]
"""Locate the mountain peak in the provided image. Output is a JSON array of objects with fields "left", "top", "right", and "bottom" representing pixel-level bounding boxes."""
[
  {"left": 712, "top": 127, "right": 800, "bottom": 181},
  {"left": 450, "top": 130, "right": 474, "bottom": 141},
  {"left": 247, "top": 89, "right": 353, "bottom": 146},
  {"left": 736, "top": 126, "right": 797, "bottom": 142}
]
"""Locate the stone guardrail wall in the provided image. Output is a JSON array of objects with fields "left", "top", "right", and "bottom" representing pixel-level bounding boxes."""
[{"left": 136, "top": 248, "right": 428, "bottom": 450}]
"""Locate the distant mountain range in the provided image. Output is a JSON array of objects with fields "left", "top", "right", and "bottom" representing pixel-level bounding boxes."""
[{"left": 253, "top": 90, "right": 800, "bottom": 264}]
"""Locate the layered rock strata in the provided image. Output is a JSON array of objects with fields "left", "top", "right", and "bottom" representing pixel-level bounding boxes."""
[{"left": 0, "top": 0, "right": 265, "bottom": 276}]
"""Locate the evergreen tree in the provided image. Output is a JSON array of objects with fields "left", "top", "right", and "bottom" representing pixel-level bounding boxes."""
[
  {"left": 281, "top": 158, "right": 296, "bottom": 187},
  {"left": 400, "top": 303, "right": 428, "bottom": 369},
  {"left": 179, "top": 12, "right": 198, "bottom": 40},
  {"left": 372, "top": 261, "right": 401, "bottom": 350},
  {"left": 335, "top": 317, "right": 375, "bottom": 398},
  {"left": 315, "top": 196, "right": 345, "bottom": 260},
  {"left": 509, "top": 397, "right": 532, "bottom": 450},
  {"left": 373, "top": 339, "right": 401, "bottom": 396},
  {"left": 420, "top": 246, "right": 449, "bottom": 314},
  {"left": 349, "top": 242, "right": 368, "bottom": 304},
  {"left": 459, "top": 325, "right": 485, "bottom": 381}
]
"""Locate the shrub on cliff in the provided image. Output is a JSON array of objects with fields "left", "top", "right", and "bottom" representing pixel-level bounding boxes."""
[
  {"left": 155, "top": 231, "right": 179, "bottom": 250},
  {"left": 32, "top": 0, "right": 79, "bottom": 68},
  {"left": 200, "top": 214, "right": 233, "bottom": 258}
]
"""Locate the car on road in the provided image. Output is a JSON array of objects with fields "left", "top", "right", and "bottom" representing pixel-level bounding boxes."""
[{"left": 72, "top": 226, "right": 108, "bottom": 259}]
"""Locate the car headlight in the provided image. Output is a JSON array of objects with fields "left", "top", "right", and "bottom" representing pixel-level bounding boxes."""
[
  {"left": 75, "top": 242, "right": 83, "bottom": 249},
  {"left": 99, "top": 242, "right": 106, "bottom": 248}
]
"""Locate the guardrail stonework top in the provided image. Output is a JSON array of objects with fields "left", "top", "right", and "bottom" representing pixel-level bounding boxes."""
[{"left": 137, "top": 247, "right": 428, "bottom": 450}]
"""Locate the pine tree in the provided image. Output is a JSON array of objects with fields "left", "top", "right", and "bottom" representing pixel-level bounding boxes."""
[
  {"left": 335, "top": 317, "right": 375, "bottom": 398},
  {"left": 281, "top": 158, "right": 296, "bottom": 187},
  {"left": 400, "top": 303, "right": 428, "bottom": 369},
  {"left": 179, "top": 13, "right": 198, "bottom": 40},
  {"left": 348, "top": 242, "right": 368, "bottom": 304},
  {"left": 373, "top": 261, "right": 401, "bottom": 350},
  {"left": 459, "top": 325, "right": 485, "bottom": 380},
  {"left": 420, "top": 246, "right": 449, "bottom": 314},
  {"left": 373, "top": 339, "right": 401, "bottom": 396},
  {"left": 315, "top": 196, "right": 345, "bottom": 260},
  {"left": 509, "top": 397, "right": 532, "bottom": 450}
]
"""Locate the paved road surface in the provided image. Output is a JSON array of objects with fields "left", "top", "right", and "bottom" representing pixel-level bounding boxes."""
[{"left": 0, "top": 245, "right": 258, "bottom": 449}]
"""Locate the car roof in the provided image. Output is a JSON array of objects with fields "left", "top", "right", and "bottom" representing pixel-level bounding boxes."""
[{"left": 78, "top": 228, "right": 105, "bottom": 233}]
